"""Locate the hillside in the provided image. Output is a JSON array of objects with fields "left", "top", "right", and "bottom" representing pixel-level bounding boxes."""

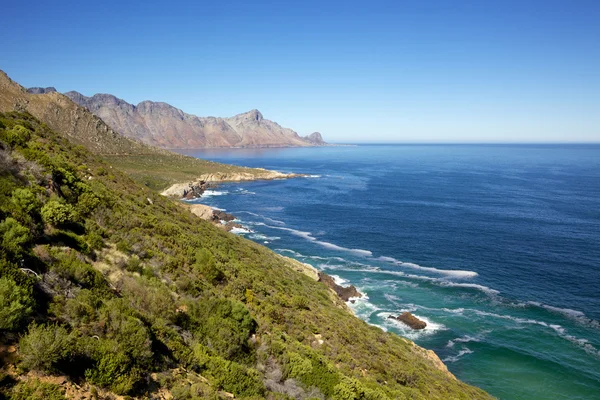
[
  {"left": 0, "top": 119, "right": 492, "bottom": 397},
  {"left": 61, "top": 90, "right": 326, "bottom": 149},
  {"left": 0, "top": 71, "right": 297, "bottom": 191}
]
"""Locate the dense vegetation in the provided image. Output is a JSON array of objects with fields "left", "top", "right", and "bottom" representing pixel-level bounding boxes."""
[{"left": 0, "top": 112, "right": 492, "bottom": 399}]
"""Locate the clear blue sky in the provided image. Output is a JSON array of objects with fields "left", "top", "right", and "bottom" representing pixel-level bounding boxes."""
[{"left": 2, "top": 0, "right": 599, "bottom": 142}]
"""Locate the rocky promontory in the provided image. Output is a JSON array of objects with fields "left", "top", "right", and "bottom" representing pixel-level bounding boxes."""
[
  {"left": 318, "top": 272, "right": 363, "bottom": 302},
  {"left": 161, "top": 170, "right": 305, "bottom": 198},
  {"left": 389, "top": 312, "right": 427, "bottom": 330}
]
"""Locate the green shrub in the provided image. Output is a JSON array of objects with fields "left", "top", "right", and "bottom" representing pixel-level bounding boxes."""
[
  {"left": 2, "top": 125, "right": 31, "bottom": 147},
  {"left": 0, "top": 217, "right": 31, "bottom": 257},
  {"left": 204, "top": 355, "right": 265, "bottom": 398},
  {"left": 41, "top": 200, "right": 76, "bottom": 226},
  {"left": 19, "top": 323, "right": 72, "bottom": 372},
  {"left": 190, "top": 298, "right": 256, "bottom": 362},
  {"left": 194, "top": 249, "right": 224, "bottom": 284},
  {"left": 11, "top": 188, "right": 42, "bottom": 215},
  {"left": 11, "top": 378, "right": 66, "bottom": 400},
  {"left": 0, "top": 276, "right": 34, "bottom": 330}
]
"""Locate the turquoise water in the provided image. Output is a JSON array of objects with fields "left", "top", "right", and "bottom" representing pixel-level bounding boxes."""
[{"left": 177, "top": 145, "right": 600, "bottom": 400}]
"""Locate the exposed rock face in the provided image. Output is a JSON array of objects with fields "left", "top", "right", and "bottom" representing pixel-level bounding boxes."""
[
  {"left": 318, "top": 272, "right": 362, "bottom": 302},
  {"left": 160, "top": 171, "right": 305, "bottom": 197},
  {"left": 0, "top": 70, "right": 156, "bottom": 155},
  {"left": 27, "top": 87, "right": 57, "bottom": 94},
  {"left": 61, "top": 91, "right": 328, "bottom": 149},
  {"left": 212, "top": 210, "right": 235, "bottom": 223},
  {"left": 389, "top": 312, "right": 427, "bottom": 330},
  {"left": 303, "top": 132, "right": 326, "bottom": 145}
]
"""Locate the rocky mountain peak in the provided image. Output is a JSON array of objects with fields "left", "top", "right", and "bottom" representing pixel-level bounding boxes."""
[
  {"left": 303, "top": 132, "right": 326, "bottom": 145},
  {"left": 237, "top": 109, "right": 263, "bottom": 122},
  {"left": 27, "top": 87, "right": 57, "bottom": 94}
]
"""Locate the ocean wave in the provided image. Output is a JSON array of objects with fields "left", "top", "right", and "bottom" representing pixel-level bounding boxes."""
[
  {"left": 377, "top": 311, "right": 447, "bottom": 340},
  {"left": 330, "top": 274, "right": 349, "bottom": 286},
  {"left": 236, "top": 211, "right": 286, "bottom": 226},
  {"left": 235, "top": 188, "right": 256, "bottom": 195},
  {"left": 275, "top": 248, "right": 306, "bottom": 258},
  {"left": 377, "top": 256, "right": 478, "bottom": 279},
  {"left": 230, "top": 227, "right": 253, "bottom": 235},
  {"left": 526, "top": 302, "right": 600, "bottom": 329},
  {"left": 443, "top": 348, "right": 474, "bottom": 363},
  {"left": 471, "top": 310, "right": 600, "bottom": 357},
  {"left": 248, "top": 233, "right": 281, "bottom": 241},
  {"left": 306, "top": 174, "right": 322, "bottom": 178},
  {"left": 315, "top": 241, "right": 373, "bottom": 256},
  {"left": 201, "top": 190, "right": 228, "bottom": 197},
  {"left": 436, "top": 281, "right": 500, "bottom": 295},
  {"left": 446, "top": 331, "right": 490, "bottom": 348}
]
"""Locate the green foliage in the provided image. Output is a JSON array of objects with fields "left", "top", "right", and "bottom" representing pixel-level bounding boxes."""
[
  {"left": 0, "top": 217, "right": 31, "bottom": 258},
  {"left": 41, "top": 200, "right": 76, "bottom": 226},
  {"left": 1, "top": 124, "right": 31, "bottom": 147},
  {"left": 0, "top": 276, "right": 34, "bottom": 330},
  {"left": 193, "top": 248, "right": 224, "bottom": 284},
  {"left": 11, "top": 188, "right": 42, "bottom": 215},
  {"left": 190, "top": 298, "right": 256, "bottom": 362},
  {"left": 10, "top": 379, "right": 66, "bottom": 400},
  {"left": 193, "top": 347, "right": 264, "bottom": 398},
  {"left": 50, "top": 251, "right": 107, "bottom": 291},
  {"left": 19, "top": 323, "right": 72, "bottom": 372}
]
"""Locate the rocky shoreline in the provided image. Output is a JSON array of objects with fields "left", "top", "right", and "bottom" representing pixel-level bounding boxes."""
[{"left": 161, "top": 170, "right": 305, "bottom": 198}]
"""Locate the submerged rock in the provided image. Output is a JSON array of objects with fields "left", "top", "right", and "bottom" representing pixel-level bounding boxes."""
[
  {"left": 389, "top": 312, "right": 427, "bottom": 330},
  {"left": 318, "top": 272, "right": 362, "bottom": 302}
]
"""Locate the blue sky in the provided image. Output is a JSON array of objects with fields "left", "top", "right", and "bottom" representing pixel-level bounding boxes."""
[{"left": 2, "top": 0, "right": 599, "bottom": 142}]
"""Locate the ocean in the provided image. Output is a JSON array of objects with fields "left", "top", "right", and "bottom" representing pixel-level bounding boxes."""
[{"left": 176, "top": 144, "right": 600, "bottom": 400}]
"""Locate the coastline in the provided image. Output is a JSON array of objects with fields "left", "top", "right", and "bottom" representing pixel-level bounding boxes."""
[
  {"left": 182, "top": 196, "right": 458, "bottom": 381},
  {"left": 160, "top": 169, "right": 305, "bottom": 197}
]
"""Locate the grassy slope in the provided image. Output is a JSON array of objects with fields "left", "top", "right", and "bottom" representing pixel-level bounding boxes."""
[
  {"left": 103, "top": 154, "right": 274, "bottom": 191},
  {"left": 0, "top": 112, "right": 493, "bottom": 399}
]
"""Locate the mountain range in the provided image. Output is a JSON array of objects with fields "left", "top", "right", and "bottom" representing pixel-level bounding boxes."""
[{"left": 27, "top": 86, "right": 327, "bottom": 149}]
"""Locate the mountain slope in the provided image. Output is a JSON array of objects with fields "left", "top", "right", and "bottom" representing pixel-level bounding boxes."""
[
  {"left": 63, "top": 90, "right": 326, "bottom": 148},
  {"left": 0, "top": 71, "right": 299, "bottom": 190},
  {"left": 0, "top": 110, "right": 492, "bottom": 400}
]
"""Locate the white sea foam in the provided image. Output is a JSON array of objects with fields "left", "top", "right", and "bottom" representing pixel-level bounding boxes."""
[
  {"left": 446, "top": 332, "right": 489, "bottom": 348},
  {"left": 315, "top": 241, "right": 373, "bottom": 256},
  {"left": 306, "top": 175, "right": 322, "bottom": 178},
  {"left": 436, "top": 282, "right": 500, "bottom": 295},
  {"left": 526, "top": 302, "right": 600, "bottom": 329},
  {"left": 230, "top": 227, "right": 253, "bottom": 234},
  {"left": 377, "top": 311, "right": 447, "bottom": 340},
  {"left": 201, "top": 190, "right": 228, "bottom": 197},
  {"left": 275, "top": 248, "right": 306, "bottom": 258},
  {"left": 236, "top": 211, "right": 286, "bottom": 226},
  {"left": 443, "top": 348, "right": 474, "bottom": 363},
  {"left": 377, "top": 256, "right": 478, "bottom": 278},
  {"left": 331, "top": 275, "right": 349, "bottom": 286}
]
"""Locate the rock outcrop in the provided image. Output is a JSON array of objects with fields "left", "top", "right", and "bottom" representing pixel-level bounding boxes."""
[
  {"left": 318, "top": 272, "right": 362, "bottom": 302},
  {"left": 61, "top": 91, "right": 328, "bottom": 149},
  {"left": 303, "top": 132, "right": 326, "bottom": 145},
  {"left": 160, "top": 171, "right": 304, "bottom": 197},
  {"left": 389, "top": 312, "right": 427, "bottom": 330},
  {"left": 26, "top": 87, "right": 57, "bottom": 94}
]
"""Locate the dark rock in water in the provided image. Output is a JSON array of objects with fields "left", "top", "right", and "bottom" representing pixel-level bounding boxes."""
[
  {"left": 389, "top": 312, "right": 427, "bottom": 330},
  {"left": 212, "top": 210, "right": 236, "bottom": 222},
  {"left": 182, "top": 181, "right": 207, "bottom": 199},
  {"left": 224, "top": 222, "right": 244, "bottom": 232},
  {"left": 318, "top": 272, "right": 362, "bottom": 302}
]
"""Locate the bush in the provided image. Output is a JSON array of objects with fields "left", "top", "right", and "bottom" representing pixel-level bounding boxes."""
[
  {"left": 190, "top": 298, "right": 256, "bottom": 362},
  {"left": 41, "top": 200, "right": 76, "bottom": 226},
  {"left": 0, "top": 276, "right": 34, "bottom": 330},
  {"left": 194, "top": 249, "right": 224, "bottom": 284},
  {"left": 11, "top": 378, "right": 66, "bottom": 400},
  {"left": 19, "top": 323, "right": 72, "bottom": 372},
  {"left": 0, "top": 217, "right": 31, "bottom": 257},
  {"left": 11, "top": 188, "right": 42, "bottom": 215},
  {"left": 204, "top": 355, "right": 265, "bottom": 398},
  {"left": 2, "top": 125, "right": 31, "bottom": 147}
]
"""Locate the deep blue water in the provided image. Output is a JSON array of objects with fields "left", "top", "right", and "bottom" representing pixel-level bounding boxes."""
[{"left": 177, "top": 145, "right": 600, "bottom": 400}]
